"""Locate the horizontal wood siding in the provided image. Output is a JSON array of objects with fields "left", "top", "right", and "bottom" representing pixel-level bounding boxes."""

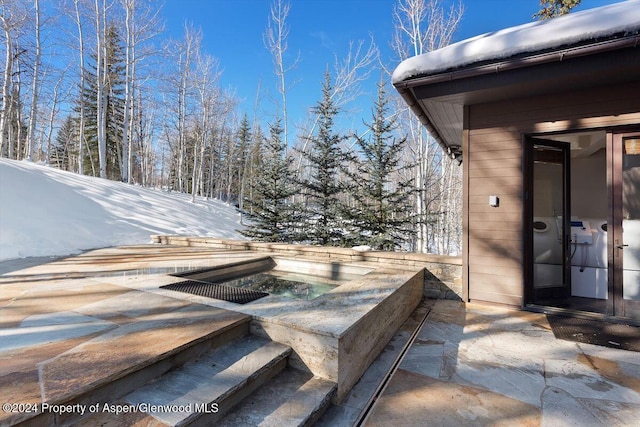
[
  {"left": 465, "top": 81, "right": 640, "bottom": 307},
  {"left": 466, "top": 123, "right": 523, "bottom": 305}
]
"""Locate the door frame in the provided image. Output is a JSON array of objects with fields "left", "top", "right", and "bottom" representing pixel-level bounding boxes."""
[
  {"left": 610, "top": 131, "right": 640, "bottom": 319},
  {"left": 524, "top": 137, "right": 572, "bottom": 305}
]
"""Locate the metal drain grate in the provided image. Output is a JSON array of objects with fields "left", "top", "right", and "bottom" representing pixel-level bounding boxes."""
[{"left": 161, "top": 280, "right": 269, "bottom": 304}]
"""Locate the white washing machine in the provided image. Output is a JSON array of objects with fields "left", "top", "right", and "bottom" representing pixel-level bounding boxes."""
[
  {"left": 533, "top": 217, "right": 563, "bottom": 288},
  {"left": 571, "top": 218, "right": 608, "bottom": 299}
]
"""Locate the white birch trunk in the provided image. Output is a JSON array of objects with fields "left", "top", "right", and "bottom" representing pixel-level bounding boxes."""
[
  {"left": 0, "top": 8, "right": 13, "bottom": 157},
  {"left": 26, "top": 0, "right": 40, "bottom": 161},
  {"left": 120, "top": 0, "right": 133, "bottom": 182},
  {"left": 73, "top": 0, "right": 86, "bottom": 174},
  {"left": 94, "top": 0, "right": 107, "bottom": 178}
]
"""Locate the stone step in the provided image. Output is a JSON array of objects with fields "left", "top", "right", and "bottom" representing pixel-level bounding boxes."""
[
  {"left": 9, "top": 305, "right": 251, "bottom": 427},
  {"left": 115, "top": 335, "right": 292, "bottom": 426},
  {"left": 216, "top": 367, "right": 337, "bottom": 427}
]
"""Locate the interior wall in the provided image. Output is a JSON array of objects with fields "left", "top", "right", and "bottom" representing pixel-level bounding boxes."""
[
  {"left": 571, "top": 149, "right": 608, "bottom": 219},
  {"left": 533, "top": 162, "right": 562, "bottom": 218}
]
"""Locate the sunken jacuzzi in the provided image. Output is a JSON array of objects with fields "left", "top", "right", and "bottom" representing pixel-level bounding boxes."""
[
  {"left": 154, "top": 254, "right": 423, "bottom": 402},
  {"left": 163, "top": 256, "right": 368, "bottom": 303}
]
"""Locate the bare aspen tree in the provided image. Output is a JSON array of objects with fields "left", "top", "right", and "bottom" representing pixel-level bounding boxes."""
[
  {"left": 391, "top": 0, "right": 463, "bottom": 254},
  {"left": 92, "top": 0, "right": 109, "bottom": 178},
  {"left": 332, "top": 36, "right": 378, "bottom": 109},
  {"left": 43, "top": 65, "right": 71, "bottom": 163},
  {"left": 120, "top": 0, "right": 133, "bottom": 182},
  {"left": 0, "top": 1, "right": 14, "bottom": 157},
  {"left": 72, "top": 0, "right": 87, "bottom": 174},
  {"left": 13, "top": 52, "right": 24, "bottom": 158},
  {"left": 191, "top": 51, "right": 220, "bottom": 202},
  {"left": 25, "top": 0, "right": 40, "bottom": 161},
  {"left": 175, "top": 23, "right": 199, "bottom": 192},
  {"left": 239, "top": 78, "right": 264, "bottom": 215},
  {"left": 118, "top": 0, "right": 161, "bottom": 183},
  {"left": 0, "top": 0, "right": 27, "bottom": 159},
  {"left": 135, "top": 86, "right": 155, "bottom": 186},
  {"left": 263, "top": 0, "right": 298, "bottom": 148}
]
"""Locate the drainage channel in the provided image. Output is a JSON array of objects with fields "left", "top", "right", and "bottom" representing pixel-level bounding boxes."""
[{"left": 353, "top": 303, "right": 432, "bottom": 427}]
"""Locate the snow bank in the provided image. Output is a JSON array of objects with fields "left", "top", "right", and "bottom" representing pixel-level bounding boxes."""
[
  {"left": 0, "top": 159, "right": 245, "bottom": 261},
  {"left": 392, "top": 0, "right": 640, "bottom": 84}
]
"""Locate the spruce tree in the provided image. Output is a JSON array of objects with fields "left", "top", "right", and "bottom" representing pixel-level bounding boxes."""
[
  {"left": 51, "top": 115, "right": 78, "bottom": 171},
  {"left": 235, "top": 114, "right": 252, "bottom": 209},
  {"left": 240, "top": 118, "right": 301, "bottom": 242},
  {"left": 345, "top": 81, "right": 414, "bottom": 250},
  {"left": 534, "top": 0, "right": 581, "bottom": 20},
  {"left": 299, "top": 72, "right": 351, "bottom": 246},
  {"left": 81, "top": 24, "right": 126, "bottom": 180}
]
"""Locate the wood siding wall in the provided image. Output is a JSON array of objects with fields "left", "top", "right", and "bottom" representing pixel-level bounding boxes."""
[{"left": 465, "top": 81, "right": 640, "bottom": 306}]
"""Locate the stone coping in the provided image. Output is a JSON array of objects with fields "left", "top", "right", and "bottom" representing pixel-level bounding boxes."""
[
  {"left": 117, "top": 252, "right": 418, "bottom": 340},
  {"left": 150, "top": 235, "right": 462, "bottom": 266}
]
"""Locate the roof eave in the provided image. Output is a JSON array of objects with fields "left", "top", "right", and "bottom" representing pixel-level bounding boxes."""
[
  {"left": 395, "top": 85, "right": 461, "bottom": 162},
  {"left": 395, "top": 32, "right": 640, "bottom": 91},
  {"left": 393, "top": 33, "right": 640, "bottom": 162}
]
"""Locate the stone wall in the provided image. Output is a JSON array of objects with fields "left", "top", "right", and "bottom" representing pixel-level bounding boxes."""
[{"left": 151, "top": 235, "right": 463, "bottom": 301}]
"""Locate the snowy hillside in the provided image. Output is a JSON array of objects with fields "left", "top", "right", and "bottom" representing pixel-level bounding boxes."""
[{"left": 0, "top": 159, "right": 245, "bottom": 261}]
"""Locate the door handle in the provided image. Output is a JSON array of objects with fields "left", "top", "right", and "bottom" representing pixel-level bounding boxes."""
[{"left": 616, "top": 244, "right": 629, "bottom": 249}]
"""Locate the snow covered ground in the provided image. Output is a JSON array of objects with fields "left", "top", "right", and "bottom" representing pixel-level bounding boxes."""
[{"left": 0, "top": 159, "right": 245, "bottom": 261}]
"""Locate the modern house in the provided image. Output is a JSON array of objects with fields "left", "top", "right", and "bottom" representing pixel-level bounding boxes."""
[{"left": 392, "top": 0, "right": 640, "bottom": 322}]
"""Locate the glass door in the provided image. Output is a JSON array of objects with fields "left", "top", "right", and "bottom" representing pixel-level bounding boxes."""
[
  {"left": 530, "top": 139, "right": 571, "bottom": 305},
  {"left": 612, "top": 133, "right": 640, "bottom": 320}
]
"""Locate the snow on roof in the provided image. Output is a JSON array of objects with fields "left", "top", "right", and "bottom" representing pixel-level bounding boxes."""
[{"left": 392, "top": 0, "right": 640, "bottom": 84}]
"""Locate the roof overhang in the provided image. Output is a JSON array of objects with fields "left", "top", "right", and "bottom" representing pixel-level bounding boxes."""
[{"left": 392, "top": 2, "right": 640, "bottom": 162}]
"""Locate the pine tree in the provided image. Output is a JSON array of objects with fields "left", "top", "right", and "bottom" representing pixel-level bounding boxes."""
[
  {"left": 299, "top": 72, "right": 351, "bottom": 246},
  {"left": 534, "top": 0, "right": 581, "bottom": 20},
  {"left": 81, "top": 24, "right": 126, "bottom": 180},
  {"left": 51, "top": 115, "right": 78, "bottom": 171},
  {"left": 345, "top": 81, "right": 415, "bottom": 250},
  {"left": 241, "top": 118, "right": 301, "bottom": 242},
  {"left": 235, "top": 114, "right": 252, "bottom": 209}
]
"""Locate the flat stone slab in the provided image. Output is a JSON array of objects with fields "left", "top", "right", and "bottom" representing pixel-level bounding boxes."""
[
  {"left": 1, "top": 311, "right": 116, "bottom": 352},
  {"left": 364, "top": 369, "right": 541, "bottom": 427},
  {"left": 365, "top": 300, "right": 640, "bottom": 426},
  {"left": 0, "top": 267, "right": 249, "bottom": 426},
  {"left": 37, "top": 304, "right": 248, "bottom": 403}
]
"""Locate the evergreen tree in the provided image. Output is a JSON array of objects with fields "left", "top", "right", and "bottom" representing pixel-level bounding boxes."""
[
  {"left": 299, "top": 72, "right": 351, "bottom": 246},
  {"left": 81, "top": 24, "right": 126, "bottom": 180},
  {"left": 345, "top": 81, "right": 414, "bottom": 250},
  {"left": 241, "top": 118, "right": 301, "bottom": 242},
  {"left": 51, "top": 115, "right": 78, "bottom": 171},
  {"left": 534, "top": 0, "right": 581, "bottom": 20},
  {"left": 235, "top": 114, "right": 252, "bottom": 209}
]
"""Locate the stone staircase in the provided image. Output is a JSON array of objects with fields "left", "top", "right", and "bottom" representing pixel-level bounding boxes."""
[{"left": 15, "top": 312, "right": 336, "bottom": 427}]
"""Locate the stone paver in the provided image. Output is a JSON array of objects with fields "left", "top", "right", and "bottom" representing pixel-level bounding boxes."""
[{"left": 364, "top": 300, "right": 640, "bottom": 427}]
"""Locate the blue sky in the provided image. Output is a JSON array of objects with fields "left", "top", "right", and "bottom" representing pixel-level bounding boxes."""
[{"left": 161, "top": 0, "right": 624, "bottom": 134}]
